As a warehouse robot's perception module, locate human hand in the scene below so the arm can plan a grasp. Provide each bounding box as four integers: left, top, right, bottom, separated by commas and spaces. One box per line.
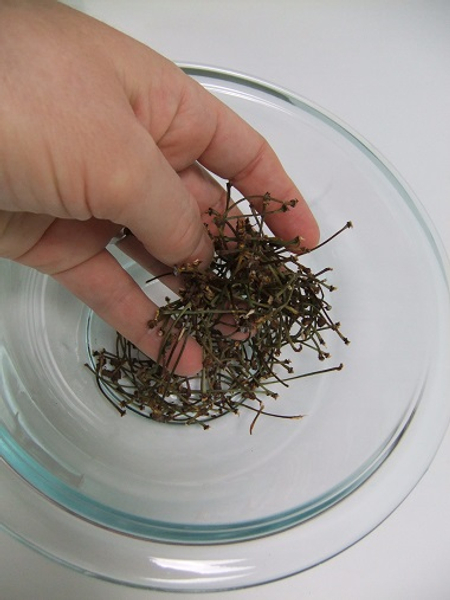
0, 1, 319, 374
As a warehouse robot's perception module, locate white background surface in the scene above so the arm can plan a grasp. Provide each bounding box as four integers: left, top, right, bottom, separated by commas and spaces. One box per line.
2, 1, 450, 598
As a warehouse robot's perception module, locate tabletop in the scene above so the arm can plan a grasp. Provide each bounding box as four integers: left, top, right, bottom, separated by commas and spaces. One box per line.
1, 1, 450, 599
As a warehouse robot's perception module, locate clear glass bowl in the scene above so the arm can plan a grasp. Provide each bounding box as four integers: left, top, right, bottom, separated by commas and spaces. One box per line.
1, 65, 450, 592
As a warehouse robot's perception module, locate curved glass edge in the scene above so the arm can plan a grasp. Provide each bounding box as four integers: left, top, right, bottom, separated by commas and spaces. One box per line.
2, 379, 449, 595
0, 400, 413, 545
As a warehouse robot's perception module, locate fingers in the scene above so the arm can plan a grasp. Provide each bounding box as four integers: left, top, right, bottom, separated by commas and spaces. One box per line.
177, 161, 312, 254
147, 71, 319, 248
196, 96, 320, 248
53, 248, 203, 377
13, 216, 203, 376
116, 49, 318, 247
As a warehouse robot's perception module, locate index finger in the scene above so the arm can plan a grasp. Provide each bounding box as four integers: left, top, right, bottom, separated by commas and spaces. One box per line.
197, 90, 320, 249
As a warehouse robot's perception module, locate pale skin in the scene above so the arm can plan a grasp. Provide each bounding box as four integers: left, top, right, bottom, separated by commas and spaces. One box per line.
0, 0, 319, 375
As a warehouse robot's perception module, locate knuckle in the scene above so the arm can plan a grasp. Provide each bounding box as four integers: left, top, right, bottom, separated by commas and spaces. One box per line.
87, 133, 155, 222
